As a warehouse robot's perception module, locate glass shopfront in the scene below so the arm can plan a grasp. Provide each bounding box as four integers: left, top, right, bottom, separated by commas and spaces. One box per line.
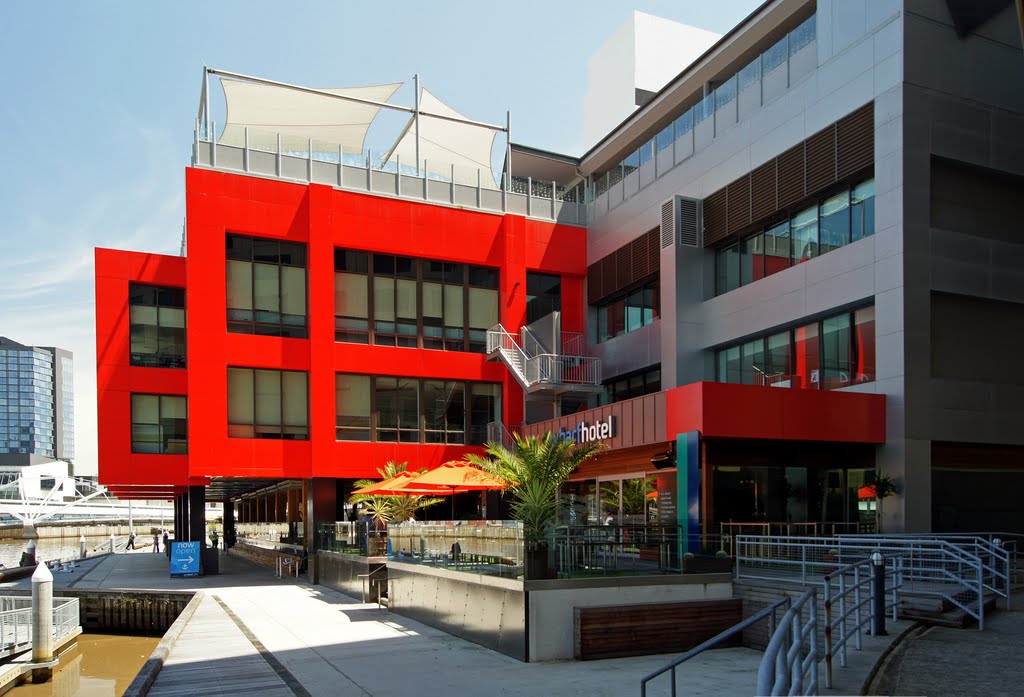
561, 474, 656, 525
713, 465, 874, 533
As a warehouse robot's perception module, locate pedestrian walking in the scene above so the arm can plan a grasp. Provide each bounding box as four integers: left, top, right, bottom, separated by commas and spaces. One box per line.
163, 530, 170, 558
152, 530, 160, 553
126, 530, 136, 550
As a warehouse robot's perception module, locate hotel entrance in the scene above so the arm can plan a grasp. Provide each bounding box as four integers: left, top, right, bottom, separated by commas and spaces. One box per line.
705, 439, 876, 538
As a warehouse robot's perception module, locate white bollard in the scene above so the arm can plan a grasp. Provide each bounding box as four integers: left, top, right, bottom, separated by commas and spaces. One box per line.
31, 562, 54, 682
25, 539, 37, 567
110, 534, 116, 554
80, 535, 87, 560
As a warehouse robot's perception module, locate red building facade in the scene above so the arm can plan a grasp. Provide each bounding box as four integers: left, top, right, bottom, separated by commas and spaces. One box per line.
95, 167, 587, 504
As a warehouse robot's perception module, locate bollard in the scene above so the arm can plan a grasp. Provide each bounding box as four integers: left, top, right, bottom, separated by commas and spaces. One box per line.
80, 535, 87, 560
22, 539, 37, 568
31, 562, 54, 682
871, 551, 887, 636
110, 533, 116, 554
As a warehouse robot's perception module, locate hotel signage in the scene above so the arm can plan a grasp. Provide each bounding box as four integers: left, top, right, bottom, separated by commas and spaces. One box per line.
557, 415, 615, 444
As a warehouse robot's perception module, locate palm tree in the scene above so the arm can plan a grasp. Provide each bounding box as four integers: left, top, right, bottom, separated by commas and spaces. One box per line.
467, 433, 602, 553
349, 461, 442, 526
868, 472, 898, 533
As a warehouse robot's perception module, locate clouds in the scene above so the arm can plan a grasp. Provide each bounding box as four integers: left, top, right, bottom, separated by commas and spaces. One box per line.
0, 110, 185, 475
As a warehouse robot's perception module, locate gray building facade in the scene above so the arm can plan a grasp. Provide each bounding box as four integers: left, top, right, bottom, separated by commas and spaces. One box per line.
0, 336, 75, 468
576, 0, 1024, 533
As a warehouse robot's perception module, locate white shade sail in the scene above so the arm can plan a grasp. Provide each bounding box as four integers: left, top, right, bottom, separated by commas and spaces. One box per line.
218, 79, 404, 154
385, 89, 499, 187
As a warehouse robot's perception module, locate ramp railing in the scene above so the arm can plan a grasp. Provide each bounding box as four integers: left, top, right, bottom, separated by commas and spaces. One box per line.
736, 535, 987, 629
757, 588, 819, 696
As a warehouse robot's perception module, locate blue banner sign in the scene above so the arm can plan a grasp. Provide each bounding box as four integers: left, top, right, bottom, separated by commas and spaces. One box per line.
170, 541, 202, 578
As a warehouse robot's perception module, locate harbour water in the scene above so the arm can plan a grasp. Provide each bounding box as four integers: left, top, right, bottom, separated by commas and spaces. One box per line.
0, 536, 140, 569
7, 634, 160, 697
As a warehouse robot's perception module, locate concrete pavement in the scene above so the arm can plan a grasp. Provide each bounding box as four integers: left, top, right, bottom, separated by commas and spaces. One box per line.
867, 602, 1024, 697
6, 550, 908, 696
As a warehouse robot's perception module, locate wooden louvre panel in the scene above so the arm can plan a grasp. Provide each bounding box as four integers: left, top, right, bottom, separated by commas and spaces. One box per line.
837, 102, 874, 179
586, 229, 661, 305
775, 143, 805, 209
587, 255, 606, 304
749, 160, 777, 221
804, 125, 837, 193
726, 175, 751, 234
702, 188, 729, 245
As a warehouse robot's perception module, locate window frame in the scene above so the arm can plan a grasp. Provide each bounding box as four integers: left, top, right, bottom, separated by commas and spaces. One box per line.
226, 234, 309, 338
130, 393, 187, 454
227, 367, 309, 440
129, 283, 186, 369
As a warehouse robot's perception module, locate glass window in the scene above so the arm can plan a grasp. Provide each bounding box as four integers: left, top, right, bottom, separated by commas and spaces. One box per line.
764, 221, 791, 277
336, 374, 370, 441
129, 284, 186, 368
766, 331, 792, 387
717, 244, 740, 294
470, 383, 501, 444
376, 377, 419, 443
526, 272, 561, 324
424, 380, 465, 444
594, 278, 659, 343
131, 394, 186, 454
821, 314, 852, 390
853, 306, 876, 384
625, 289, 644, 332
793, 322, 820, 390
791, 206, 818, 264
819, 191, 850, 254
226, 234, 307, 338
851, 179, 875, 241
741, 233, 764, 286
742, 339, 765, 385
227, 367, 308, 439
719, 345, 741, 384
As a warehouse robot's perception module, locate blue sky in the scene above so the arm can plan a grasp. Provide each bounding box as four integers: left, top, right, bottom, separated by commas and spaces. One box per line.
0, 1, 760, 474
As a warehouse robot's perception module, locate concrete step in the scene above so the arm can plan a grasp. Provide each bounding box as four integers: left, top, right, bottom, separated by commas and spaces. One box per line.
899, 592, 998, 629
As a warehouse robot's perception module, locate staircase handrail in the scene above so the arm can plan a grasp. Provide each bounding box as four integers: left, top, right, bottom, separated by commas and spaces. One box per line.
640, 595, 793, 697
757, 587, 818, 696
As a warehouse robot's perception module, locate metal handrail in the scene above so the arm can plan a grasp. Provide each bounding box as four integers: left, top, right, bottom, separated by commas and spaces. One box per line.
487, 324, 600, 389
736, 534, 988, 630
640, 596, 791, 697
757, 588, 818, 696
358, 565, 388, 608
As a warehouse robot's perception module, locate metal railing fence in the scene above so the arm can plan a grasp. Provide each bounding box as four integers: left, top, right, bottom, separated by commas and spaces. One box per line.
550, 526, 727, 578
486, 324, 601, 390
821, 558, 900, 688
839, 533, 1012, 609
317, 522, 387, 557
641, 596, 792, 697
736, 534, 988, 630
0, 597, 80, 655
757, 588, 819, 696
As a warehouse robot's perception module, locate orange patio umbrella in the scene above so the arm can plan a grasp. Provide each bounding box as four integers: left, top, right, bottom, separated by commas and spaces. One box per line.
403, 461, 510, 518
351, 472, 425, 496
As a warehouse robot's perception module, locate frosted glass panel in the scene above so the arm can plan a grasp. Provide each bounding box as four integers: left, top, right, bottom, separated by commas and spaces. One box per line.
131, 394, 159, 423
281, 371, 307, 426
253, 264, 280, 312
226, 260, 253, 310
335, 273, 368, 317
227, 368, 254, 423
280, 266, 306, 316
253, 370, 281, 425
468, 288, 498, 329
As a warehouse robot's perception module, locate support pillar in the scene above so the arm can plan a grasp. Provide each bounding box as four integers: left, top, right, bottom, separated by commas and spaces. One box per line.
304, 478, 336, 583
224, 501, 236, 548
188, 486, 206, 545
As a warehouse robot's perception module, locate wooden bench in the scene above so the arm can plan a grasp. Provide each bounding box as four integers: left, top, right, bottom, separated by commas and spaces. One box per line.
574, 598, 743, 660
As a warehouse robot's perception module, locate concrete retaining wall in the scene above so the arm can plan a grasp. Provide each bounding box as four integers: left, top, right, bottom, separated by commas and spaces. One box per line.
734, 579, 826, 651
316, 552, 386, 601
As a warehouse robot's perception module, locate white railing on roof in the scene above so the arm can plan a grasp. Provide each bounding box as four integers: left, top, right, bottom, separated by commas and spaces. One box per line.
192, 128, 587, 227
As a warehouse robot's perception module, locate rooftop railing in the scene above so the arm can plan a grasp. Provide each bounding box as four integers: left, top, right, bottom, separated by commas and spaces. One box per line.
193, 128, 587, 226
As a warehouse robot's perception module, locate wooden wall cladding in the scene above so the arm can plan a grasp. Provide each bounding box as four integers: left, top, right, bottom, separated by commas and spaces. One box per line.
587, 228, 660, 304
702, 102, 874, 247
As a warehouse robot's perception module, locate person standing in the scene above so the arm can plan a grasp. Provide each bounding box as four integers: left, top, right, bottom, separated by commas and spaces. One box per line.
152, 530, 160, 553
126, 530, 136, 550
163, 530, 171, 558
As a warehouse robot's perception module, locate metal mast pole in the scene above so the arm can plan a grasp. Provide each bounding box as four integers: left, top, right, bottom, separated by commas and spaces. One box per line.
506, 110, 512, 190
204, 67, 212, 141
414, 73, 421, 176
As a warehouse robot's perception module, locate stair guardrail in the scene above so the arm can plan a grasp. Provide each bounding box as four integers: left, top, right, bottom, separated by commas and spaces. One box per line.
757, 588, 819, 696
736, 534, 988, 630
486, 324, 600, 390
640, 595, 792, 697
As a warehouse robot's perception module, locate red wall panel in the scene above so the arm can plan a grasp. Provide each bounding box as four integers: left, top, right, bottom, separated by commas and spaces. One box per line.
96, 168, 587, 491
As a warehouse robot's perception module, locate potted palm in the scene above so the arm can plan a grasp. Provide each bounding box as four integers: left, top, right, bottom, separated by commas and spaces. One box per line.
868, 472, 898, 534
468, 432, 601, 580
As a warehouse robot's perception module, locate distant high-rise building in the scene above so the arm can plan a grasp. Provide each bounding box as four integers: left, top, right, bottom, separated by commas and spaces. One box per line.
0, 336, 74, 468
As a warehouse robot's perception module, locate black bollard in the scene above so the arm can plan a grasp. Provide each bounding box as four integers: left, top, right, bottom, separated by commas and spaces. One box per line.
871, 551, 887, 636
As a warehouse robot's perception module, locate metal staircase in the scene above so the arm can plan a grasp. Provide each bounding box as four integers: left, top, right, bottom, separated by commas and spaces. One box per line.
485, 324, 602, 394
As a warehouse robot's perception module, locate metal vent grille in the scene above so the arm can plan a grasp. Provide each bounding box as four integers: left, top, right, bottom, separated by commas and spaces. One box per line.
661, 199, 675, 248
679, 198, 701, 248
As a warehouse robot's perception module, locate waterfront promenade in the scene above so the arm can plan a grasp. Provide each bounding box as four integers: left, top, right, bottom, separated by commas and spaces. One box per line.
3, 550, 904, 696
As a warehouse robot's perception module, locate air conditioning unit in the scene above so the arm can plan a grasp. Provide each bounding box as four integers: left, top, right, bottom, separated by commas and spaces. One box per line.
660, 195, 703, 249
